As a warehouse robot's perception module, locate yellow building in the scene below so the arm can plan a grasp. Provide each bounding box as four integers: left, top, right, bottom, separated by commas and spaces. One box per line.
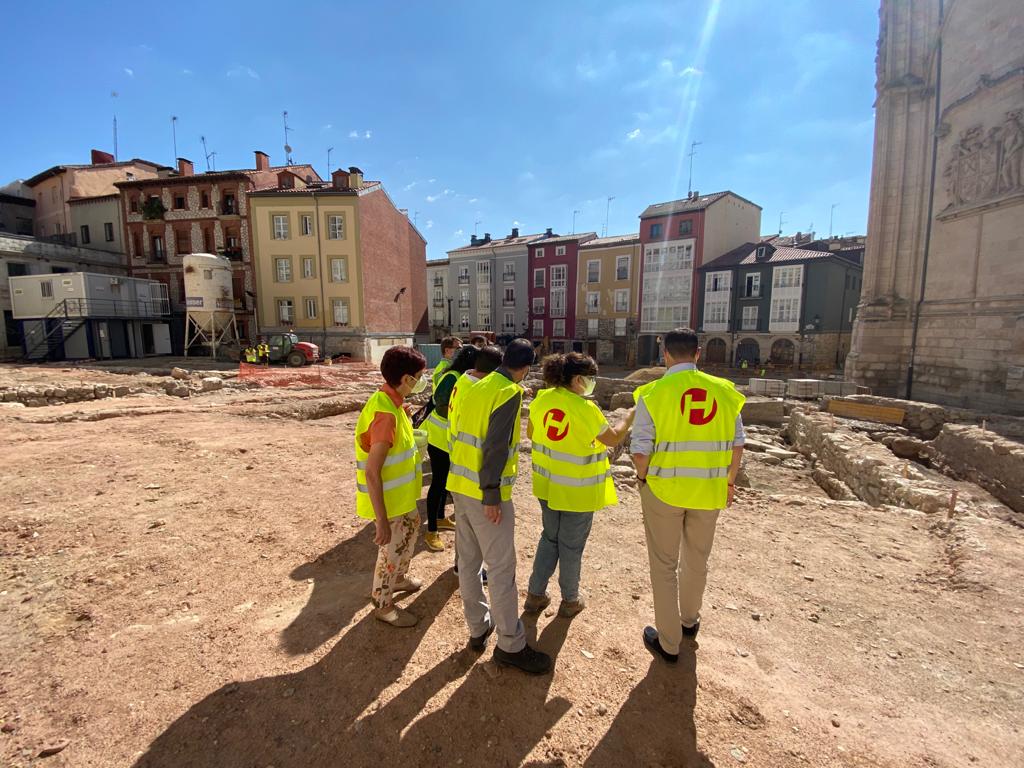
249, 167, 427, 361
575, 233, 642, 365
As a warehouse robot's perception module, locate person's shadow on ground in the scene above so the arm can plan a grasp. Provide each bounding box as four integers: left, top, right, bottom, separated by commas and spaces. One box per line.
584, 645, 714, 767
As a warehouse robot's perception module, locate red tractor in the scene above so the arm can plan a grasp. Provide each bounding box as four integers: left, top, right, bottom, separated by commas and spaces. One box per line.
267, 332, 319, 367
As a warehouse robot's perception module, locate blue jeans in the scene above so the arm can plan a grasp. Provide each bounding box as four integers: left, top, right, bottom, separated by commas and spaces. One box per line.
527, 500, 594, 602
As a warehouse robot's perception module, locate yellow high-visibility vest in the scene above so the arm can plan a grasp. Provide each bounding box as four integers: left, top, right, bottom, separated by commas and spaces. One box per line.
530, 387, 616, 512
354, 390, 423, 519
424, 369, 459, 451
446, 372, 479, 452
639, 369, 745, 510
432, 358, 452, 393
446, 371, 521, 502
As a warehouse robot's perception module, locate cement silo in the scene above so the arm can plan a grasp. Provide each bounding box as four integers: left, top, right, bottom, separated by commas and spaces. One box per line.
183, 253, 240, 359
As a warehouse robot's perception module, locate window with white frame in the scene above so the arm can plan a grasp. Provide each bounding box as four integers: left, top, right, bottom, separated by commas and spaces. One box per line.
458, 265, 470, 283
533, 268, 545, 288
708, 270, 731, 292
502, 262, 515, 282
616, 255, 630, 280
459, 288, 470, 307
503, 287, 515, 305
773, 265, 802, 288
532, 297, 545, 315
533, 319, 544, 336
742, 272, 761, 297
503, 311, 515, 330
586, 291, 600, 313
586, 259, 600, 283
771, 297, 800, 323
550, 289, 566, 317
741, 305, 758, 330
302, 257, 315, 279
535, 247, 545, 259
328, 215, 344, 240
614, 318, 627, 336
477, 287, 491, 308
331, 258, 347, 282
553, 319, 566, 337
550, 264, 567, 288
555, 245, 566, 256
273, 214, 289, 240
433, 287, 443, 304
40, 280, 53, 298
705, 301, 729, 325
332, 298, 350, 326
477, 261, 490, 283
587, 318, 599, 336
477, 312, 491, 330
301, 215, 313, 236
460, 313, 470, 330
275, 258, 292, 282
304, 297, 318, 319
614, 289, 629, 312
277, 298, 294, 323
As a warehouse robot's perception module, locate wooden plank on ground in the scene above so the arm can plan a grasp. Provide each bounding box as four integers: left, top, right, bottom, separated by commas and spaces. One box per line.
827, 399, 905, 425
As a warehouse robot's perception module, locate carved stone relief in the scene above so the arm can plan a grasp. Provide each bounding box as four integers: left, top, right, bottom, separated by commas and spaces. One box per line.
941, 109, 1024, 213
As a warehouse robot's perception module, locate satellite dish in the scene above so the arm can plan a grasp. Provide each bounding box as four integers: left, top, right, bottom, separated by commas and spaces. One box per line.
284, 144, 293, 154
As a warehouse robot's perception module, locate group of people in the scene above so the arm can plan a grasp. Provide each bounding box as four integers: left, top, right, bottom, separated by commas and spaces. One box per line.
243, 339, 270, 365
354, 328, 745, 675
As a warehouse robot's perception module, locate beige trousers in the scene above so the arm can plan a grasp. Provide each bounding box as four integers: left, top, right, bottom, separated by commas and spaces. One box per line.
370, 509, 419, 611
640, 483, 720, 655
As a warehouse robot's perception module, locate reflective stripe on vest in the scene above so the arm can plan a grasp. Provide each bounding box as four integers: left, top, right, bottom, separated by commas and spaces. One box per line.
426, 369, 460, 451
452, 431, 483, 448
449, 464, 516, 486
531, 464, 612, 487
533, 443, 606, 465
356, 469, 421, 493
653, 440, 735, 453
646, 465, 730, 479
356, 446, 417, 470
354, 390, 422, 519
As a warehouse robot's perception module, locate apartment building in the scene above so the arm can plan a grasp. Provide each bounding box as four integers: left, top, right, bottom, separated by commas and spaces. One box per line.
637, 191, 761, 364
68, 194, 124, 255
249, 167, 426, 362
25, 150, 164, 242
446, 229, 537, 339
116, 152, 321, 344
526, 230, 595, 353
0, 192, 34, 236
574, 233, 642, 365
426, 258, 451, 339
697, 241, 863, 369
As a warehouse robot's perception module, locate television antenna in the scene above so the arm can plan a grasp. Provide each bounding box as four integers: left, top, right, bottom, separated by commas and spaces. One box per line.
200, 136, 215, 171
778, 211, 786, 236
687, 141, 702, 196
111, 91, 119, 161
327, 146, 334, 177
474, 219, 482, 236
572, 209, 581, 234
171, 116, 178, 163
829, 203, 839, 238
603, 196, 615, 237
283, 111, 294, 164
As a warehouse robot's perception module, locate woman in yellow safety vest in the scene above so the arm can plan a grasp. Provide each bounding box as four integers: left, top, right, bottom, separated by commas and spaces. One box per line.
524, 352, 635, 618
422, 344, 478, 552
354, 345, 428, 628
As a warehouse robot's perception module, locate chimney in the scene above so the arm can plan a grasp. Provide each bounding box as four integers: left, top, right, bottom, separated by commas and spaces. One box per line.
483, 232, 492, 244
511, 227, 519, 238
348, 166, 364, 189
332, 168, 350, 189
91, 149, 115, 165
177, 157, 194, 177
545, 227, 553, 237
254, 151, 270, 171
470, 234, 480, 246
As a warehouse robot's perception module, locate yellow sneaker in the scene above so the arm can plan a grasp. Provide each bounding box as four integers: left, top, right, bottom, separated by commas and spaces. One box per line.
436, 519, 456, 532
423, 532, 445, 552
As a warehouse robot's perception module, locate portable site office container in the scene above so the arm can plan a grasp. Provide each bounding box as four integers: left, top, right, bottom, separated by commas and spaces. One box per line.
9, 272, 172, 360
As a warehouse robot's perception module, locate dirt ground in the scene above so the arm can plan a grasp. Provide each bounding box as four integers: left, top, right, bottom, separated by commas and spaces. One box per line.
1, 366, 1022, 767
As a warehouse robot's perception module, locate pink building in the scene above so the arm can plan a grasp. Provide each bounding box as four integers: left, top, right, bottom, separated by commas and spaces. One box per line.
527, 229, 596, 353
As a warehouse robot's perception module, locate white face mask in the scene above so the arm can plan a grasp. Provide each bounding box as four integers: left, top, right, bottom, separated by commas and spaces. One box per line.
581, 376, 597, 397
409, 375, 427, 395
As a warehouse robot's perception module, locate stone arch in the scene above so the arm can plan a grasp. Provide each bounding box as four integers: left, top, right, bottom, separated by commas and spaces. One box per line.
736, 338, 760, 365
705, 337, 727, 364
770, 338, 796, 366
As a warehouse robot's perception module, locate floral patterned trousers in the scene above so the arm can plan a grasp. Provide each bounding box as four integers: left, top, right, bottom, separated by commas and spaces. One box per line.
370, 509, 419, 611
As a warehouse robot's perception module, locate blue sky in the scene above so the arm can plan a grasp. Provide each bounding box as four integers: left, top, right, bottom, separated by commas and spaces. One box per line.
2, 0, 878, 260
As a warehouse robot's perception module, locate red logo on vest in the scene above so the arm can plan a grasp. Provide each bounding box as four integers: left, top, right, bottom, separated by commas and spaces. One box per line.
680, 388, 718, 426
543, 408, 570, 441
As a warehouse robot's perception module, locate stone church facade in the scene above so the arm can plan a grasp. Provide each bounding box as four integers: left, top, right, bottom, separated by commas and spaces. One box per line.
846, 0, 1024, 415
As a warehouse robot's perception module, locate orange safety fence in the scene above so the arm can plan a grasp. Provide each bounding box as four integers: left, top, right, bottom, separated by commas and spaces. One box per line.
238, 361, 380, 388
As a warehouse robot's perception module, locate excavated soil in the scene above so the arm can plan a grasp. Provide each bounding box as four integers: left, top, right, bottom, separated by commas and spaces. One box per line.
1, 364, 1022, 768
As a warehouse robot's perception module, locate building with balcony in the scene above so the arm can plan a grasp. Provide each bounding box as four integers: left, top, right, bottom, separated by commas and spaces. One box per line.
116, 152, 321, 344
637, 190, 761, 364
25, 150, 165, 242
527, 230, 596, 353
10, 271, 170, 360
574, 233, 642, 365
426, 258, 451, 340
446, 228, 539, 339
696, 240, 862, 370
249, 167, 426, 362
1, 233, 128, 359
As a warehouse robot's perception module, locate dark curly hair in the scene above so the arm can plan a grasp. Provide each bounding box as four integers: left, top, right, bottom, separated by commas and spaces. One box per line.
380, 346, 427, 387
449, 345, 478, 375
542, 352, 598, 388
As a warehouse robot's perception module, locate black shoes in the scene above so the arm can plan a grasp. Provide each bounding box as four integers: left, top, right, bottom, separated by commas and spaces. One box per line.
493, 644, 553, 675
643, 626, 679, 664
469, 623, 494, 652
682, 621, 700, 638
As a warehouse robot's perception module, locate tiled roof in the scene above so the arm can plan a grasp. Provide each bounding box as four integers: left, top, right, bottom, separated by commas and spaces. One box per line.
25, 158, 168, 187
426, 258, 450, 266
0, 193, 34, 206
248, 180, 381, 195
114, 164, 323, 190
580, 233, 640, 248
529, 232, 597, 246
640, 191, 760, 219
448, 233, 546, 254
67, 193, 120, 204
699, 242, 862, 270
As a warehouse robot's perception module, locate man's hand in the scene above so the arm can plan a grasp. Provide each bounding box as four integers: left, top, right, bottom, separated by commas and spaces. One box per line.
484, 504, 502, 525
374, 518, 392, 547
727, 484, 736, 507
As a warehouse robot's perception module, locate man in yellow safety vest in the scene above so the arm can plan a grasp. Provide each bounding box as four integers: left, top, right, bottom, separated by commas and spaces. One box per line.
632, 328, 746, 663
446, 339, 552, 674
432, 336, 463, 392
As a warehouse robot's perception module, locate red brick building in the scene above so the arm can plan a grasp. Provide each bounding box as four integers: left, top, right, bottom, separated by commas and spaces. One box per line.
527, 230, 596, 353
115, 151, 320, 346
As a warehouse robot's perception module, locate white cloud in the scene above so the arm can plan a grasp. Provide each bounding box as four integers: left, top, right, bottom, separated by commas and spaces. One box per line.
348, 129, 372, 140
576, 51, 618, 81
348, 130, 359, 138
428, 178, 436, 183
364, 130, 372, 139
426, 194, 441, 203
403, 181, 418, 191
658, 59, 674, 75
226, 64, 260, 80
321, 123, 333, 132
468, 197, 478, 204
680, 66, 703, 77
426, 220, 434, 229
123, 67, 134, 77
512, 220, 520, 226
626, 128, 642, 141
442, 188, 452, 195
453, 229, 464, 238
181, 68, 193, 75
519, 171, 535, 182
